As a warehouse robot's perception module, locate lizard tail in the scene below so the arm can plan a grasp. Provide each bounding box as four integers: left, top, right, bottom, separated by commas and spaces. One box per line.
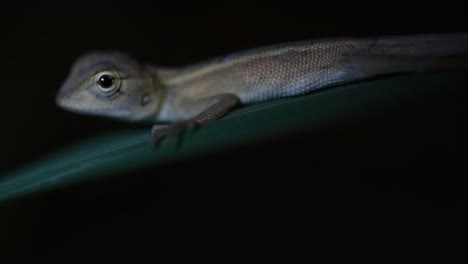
372, 32, 468, 56
346, 32, 468, 77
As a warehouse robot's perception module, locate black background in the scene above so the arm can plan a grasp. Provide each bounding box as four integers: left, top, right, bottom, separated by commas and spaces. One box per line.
1, 1, 468, 261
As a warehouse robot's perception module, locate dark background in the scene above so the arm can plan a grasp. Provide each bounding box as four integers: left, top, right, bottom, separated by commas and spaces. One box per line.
1, 1, 468, 261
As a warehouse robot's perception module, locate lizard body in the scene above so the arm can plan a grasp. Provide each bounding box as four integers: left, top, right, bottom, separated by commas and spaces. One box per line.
56, 32, 468, 143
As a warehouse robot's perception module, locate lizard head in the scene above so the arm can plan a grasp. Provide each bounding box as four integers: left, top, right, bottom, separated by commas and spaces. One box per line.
56, 51, 164, 122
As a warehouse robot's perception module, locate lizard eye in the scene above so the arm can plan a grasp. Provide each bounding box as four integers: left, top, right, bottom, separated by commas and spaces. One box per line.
96, 72, 118, 93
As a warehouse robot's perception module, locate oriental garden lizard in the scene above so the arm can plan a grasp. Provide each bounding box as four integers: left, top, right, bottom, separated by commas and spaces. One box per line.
56, 32, 468, 144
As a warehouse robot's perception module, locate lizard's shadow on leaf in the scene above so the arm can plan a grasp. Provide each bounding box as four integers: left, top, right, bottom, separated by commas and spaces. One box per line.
175, 125, 202, 147
150, 131, 189, 149
176, 131, 185, 147
175, 127, 201, 147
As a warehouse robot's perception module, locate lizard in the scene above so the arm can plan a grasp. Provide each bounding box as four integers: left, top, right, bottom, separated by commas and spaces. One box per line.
56, 32, 468, 144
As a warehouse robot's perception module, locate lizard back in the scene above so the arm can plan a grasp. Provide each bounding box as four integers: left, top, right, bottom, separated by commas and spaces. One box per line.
165, 32, 468, 103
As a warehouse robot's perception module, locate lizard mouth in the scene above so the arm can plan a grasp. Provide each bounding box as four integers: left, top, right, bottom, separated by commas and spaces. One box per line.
55, 90, 82, 112
55, 92, 71, 110
55, 94, 140, 121
55, 96, 91, 115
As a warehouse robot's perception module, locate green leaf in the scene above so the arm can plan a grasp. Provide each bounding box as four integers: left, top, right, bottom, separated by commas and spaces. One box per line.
1, 72, 467, 203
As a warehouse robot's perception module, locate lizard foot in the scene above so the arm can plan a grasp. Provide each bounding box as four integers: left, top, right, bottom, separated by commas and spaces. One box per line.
150, 120, 199, 145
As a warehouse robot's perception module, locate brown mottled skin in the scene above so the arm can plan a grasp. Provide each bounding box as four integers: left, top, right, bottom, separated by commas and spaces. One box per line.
56, 32, 468, 144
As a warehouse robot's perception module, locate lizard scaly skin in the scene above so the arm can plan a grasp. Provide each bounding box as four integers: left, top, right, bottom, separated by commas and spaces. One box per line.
56, 32, 468, 143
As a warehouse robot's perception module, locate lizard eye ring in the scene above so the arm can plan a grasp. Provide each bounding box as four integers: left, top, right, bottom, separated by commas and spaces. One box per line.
95, 71, 119, 93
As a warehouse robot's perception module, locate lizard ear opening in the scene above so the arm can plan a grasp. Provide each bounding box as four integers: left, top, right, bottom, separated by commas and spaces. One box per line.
140, 92, 150, 106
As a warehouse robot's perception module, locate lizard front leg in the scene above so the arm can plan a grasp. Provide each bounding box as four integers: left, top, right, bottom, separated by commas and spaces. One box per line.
151, 93, 240, 144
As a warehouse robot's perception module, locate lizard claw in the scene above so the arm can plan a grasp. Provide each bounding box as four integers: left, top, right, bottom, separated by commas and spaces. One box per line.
150, 120, 200, 145
150, 124, 169, 145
